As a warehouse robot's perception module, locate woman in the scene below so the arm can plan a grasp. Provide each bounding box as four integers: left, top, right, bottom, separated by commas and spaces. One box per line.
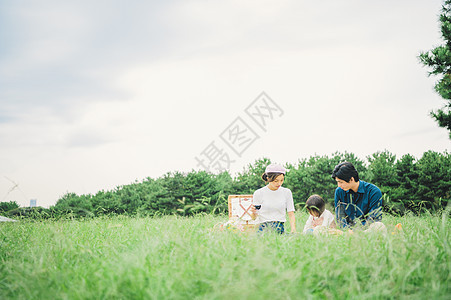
251, 163, 296, 234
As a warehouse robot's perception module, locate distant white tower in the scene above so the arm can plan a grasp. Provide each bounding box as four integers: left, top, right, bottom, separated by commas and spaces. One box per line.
30, 199, 37, 207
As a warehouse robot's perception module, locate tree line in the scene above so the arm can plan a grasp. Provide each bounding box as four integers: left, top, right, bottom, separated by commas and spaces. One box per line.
1, 150, 449, 219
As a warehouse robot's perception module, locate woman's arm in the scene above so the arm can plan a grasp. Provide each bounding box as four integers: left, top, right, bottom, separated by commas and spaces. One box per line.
288, 211, 296, 233
250, 205, 258, 220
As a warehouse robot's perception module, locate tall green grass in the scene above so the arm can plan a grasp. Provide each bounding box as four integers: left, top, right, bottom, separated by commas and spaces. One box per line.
0, 212, 449, 299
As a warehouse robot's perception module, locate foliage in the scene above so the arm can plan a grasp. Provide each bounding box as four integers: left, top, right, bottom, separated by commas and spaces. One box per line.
367, 150, 398, 194
0, 201, 19, 214
6, 207, 58, 219
419, 0, 451, 138
415, 151, 451, 206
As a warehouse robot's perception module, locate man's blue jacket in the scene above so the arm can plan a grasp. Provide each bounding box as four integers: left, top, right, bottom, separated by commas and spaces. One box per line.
334, 180, 383, 228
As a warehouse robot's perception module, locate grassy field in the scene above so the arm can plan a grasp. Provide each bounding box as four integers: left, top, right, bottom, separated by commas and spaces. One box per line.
0, 212, 449, 300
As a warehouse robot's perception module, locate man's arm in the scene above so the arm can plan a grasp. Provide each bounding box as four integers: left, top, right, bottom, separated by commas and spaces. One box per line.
335, 188, 348, 228
365, 187, 383, 224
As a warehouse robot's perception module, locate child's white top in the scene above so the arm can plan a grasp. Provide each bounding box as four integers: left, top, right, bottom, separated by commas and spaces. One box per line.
302, 209, 335, 233
253, 186, 295, 223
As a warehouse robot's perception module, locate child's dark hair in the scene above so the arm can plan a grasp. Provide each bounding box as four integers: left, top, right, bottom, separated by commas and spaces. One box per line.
331, 161, 360, 182
305, 194, 326, 216
261, 172, 284, 182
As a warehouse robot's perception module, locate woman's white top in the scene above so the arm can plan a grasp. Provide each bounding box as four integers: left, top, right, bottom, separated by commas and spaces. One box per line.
253, 186, 295, 223
302, 209, 335, 234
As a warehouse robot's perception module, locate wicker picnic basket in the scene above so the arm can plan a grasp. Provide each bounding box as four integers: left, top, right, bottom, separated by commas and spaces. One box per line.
227, 195, 258, 232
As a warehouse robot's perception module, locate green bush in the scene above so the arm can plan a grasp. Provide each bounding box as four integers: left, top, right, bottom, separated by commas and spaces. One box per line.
0, 201, 20, 214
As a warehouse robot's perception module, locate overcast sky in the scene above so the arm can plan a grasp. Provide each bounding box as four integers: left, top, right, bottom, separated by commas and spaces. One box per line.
1, 0, 449, 208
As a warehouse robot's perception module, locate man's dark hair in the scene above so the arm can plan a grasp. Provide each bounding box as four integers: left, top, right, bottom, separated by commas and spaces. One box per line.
331, 162, 359, 182
305, 194, 326, 215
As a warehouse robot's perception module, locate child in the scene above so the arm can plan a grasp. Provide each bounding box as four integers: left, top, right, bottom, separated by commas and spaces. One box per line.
303, 194, 336, 234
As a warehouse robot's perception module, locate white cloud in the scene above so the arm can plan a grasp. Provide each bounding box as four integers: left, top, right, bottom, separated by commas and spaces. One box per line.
0, 0, 448, 208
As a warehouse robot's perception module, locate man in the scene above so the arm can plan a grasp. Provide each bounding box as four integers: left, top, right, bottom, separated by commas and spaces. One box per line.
331, 162, 383, 228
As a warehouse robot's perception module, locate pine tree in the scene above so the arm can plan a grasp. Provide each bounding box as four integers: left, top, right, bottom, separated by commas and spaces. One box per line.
419, 0, 451, 138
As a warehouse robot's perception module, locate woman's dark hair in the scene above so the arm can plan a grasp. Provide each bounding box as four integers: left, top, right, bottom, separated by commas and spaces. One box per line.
261, 172, 284, 182
331, 162, 359, 182
305, 194, 326, 215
